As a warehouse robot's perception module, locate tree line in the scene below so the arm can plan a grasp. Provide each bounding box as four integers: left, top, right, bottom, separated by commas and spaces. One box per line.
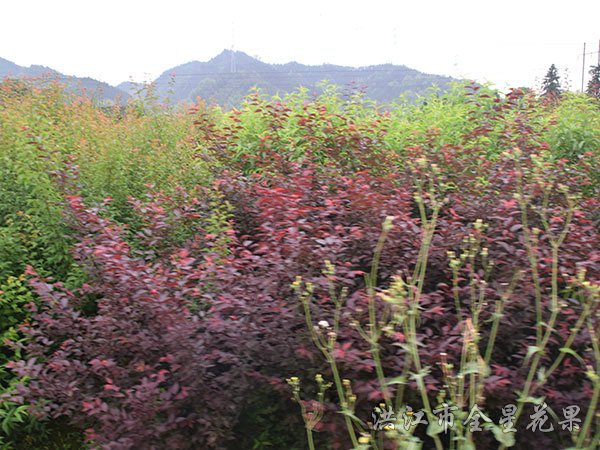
542, 63, 600, 100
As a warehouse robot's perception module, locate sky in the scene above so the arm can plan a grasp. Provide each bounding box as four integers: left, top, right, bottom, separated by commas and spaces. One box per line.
2, 0, 600, 92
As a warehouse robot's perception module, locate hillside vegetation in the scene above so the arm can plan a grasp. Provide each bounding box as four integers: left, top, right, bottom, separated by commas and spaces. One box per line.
2, 50, 457, 109
0, 76, 599, 449
122, 49, 456, 106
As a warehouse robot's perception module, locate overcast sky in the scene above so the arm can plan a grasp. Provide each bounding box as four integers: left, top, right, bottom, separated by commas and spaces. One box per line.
2, 0, 599, 92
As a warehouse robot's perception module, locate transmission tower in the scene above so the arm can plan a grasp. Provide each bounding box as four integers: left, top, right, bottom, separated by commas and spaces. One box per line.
230, 16, 236, 74
230, 45, 236, 73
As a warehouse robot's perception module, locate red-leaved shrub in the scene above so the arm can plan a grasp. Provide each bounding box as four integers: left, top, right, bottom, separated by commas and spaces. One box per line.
5, 88, 600, 449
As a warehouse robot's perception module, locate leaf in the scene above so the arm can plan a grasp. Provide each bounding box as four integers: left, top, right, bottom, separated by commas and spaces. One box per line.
524, 346, 543, 366
386, 376, 407, 385
488, 424, 515, 447
336, 409, 365, 426
459, 441, 476, 450
517, 395, 545, 405
460, 361, 484, 376
558, 347, 586, 366
426, 418, 444, 437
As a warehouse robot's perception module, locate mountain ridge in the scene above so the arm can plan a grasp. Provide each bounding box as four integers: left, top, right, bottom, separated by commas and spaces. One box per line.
140, 50, 457, 106
2, 51, 458, 107
0, 57, 129, 104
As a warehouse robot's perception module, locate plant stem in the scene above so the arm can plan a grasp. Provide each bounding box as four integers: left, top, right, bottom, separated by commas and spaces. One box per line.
576, 321, 600, 449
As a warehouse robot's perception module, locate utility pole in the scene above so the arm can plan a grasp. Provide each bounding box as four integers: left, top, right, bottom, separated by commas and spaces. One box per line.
582, 42, 586, 92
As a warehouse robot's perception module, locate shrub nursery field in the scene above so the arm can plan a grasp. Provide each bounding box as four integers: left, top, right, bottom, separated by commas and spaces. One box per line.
0, 76, 599, 449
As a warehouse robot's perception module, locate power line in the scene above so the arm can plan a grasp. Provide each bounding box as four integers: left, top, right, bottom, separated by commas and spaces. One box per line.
147, 67, 425, 78
581, 40, 600, 92
582, 43, 586, 92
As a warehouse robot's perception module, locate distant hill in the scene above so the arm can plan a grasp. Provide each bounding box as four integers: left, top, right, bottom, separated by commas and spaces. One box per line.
0, 57, 129, 104
1, 52, 458, 109
131, 50, 457, 107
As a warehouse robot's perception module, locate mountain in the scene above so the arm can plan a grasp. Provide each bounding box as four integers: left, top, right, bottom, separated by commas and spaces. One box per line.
136, 50, 457, 107
0, 57, 128, 104
1, 52, 457, 108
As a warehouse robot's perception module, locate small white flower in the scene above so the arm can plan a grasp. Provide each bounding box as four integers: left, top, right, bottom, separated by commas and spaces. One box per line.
318, 320, 330, 329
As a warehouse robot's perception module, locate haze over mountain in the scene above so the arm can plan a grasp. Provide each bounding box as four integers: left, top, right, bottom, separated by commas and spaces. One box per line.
2, 51, 457, 108
124, 50, 456, 106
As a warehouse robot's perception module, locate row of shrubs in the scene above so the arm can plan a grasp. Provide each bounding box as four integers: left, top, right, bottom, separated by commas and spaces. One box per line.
0, 76, 599, 449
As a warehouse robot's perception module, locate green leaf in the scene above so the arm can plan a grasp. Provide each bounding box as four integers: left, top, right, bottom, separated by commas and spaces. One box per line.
387, 376, 407, 385
336, 409, 365, 426
524, 345, 543, 366
517, 395, 545, 405
402, 441, 422, 450
558, 347, 586, 366
459, 361, 484, 376
489, 424, 515, 447
426, 419, 444, 437
458, 440, 476, 450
